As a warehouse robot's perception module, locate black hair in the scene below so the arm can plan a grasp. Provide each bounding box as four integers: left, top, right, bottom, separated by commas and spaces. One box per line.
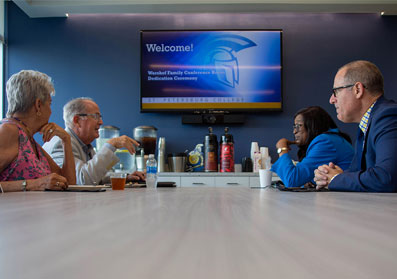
294, 106, 352, 161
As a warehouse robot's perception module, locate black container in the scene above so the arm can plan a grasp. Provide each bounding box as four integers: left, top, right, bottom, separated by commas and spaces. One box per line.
241, 157, 253, 172
220, 127, 234, 172
204, 127, 218, 172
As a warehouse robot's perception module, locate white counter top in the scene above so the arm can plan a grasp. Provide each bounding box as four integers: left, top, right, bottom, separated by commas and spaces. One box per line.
158, 171, 260, 177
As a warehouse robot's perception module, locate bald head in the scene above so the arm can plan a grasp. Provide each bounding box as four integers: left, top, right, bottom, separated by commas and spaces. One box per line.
330, 60, 385, 123
339, 60, 384, 97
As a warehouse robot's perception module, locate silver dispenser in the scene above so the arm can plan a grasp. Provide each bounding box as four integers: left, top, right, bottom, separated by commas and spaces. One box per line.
157, 137, 166, 172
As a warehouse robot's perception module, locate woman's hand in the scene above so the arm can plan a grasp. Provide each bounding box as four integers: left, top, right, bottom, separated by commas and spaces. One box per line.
276, 138, 296, 150
40, 123, 76, 186
276, 138, 297, 157
28, 173, 68, 191
40, 123, 71, 143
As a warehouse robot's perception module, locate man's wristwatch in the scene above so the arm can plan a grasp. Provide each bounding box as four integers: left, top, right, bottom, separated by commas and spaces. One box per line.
277, 147, 289, 154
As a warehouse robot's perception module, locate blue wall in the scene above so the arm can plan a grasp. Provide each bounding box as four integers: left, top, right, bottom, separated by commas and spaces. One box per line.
5, 2, 397, 162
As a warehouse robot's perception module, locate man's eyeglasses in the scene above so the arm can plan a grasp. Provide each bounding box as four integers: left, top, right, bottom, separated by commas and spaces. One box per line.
293, 123, 303, 132
332, 84, 355, 98
77, 113, 103, 121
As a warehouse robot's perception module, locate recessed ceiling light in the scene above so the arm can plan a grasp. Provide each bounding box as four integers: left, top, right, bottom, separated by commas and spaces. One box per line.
65, 13, 69, 17
380, 11, 385, 16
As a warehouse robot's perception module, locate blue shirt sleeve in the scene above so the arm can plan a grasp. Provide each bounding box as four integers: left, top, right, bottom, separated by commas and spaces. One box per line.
271, 135, 338, 187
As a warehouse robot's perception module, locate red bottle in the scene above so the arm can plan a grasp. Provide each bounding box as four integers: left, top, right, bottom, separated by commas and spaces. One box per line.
220, 127, 234, 172
204, 127, 218, 172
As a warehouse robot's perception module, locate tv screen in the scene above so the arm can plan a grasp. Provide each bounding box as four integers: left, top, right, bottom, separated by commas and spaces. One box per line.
140, 30, 283, 113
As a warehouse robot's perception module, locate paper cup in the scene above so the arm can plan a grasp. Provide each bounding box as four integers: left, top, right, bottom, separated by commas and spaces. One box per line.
259, 169, 272, 188
260, 147, 269, 158
250, 142, 259, 161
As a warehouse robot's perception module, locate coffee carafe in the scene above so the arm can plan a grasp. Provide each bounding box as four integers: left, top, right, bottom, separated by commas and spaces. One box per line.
133, 126, 157, 155
204, 127, 218, 172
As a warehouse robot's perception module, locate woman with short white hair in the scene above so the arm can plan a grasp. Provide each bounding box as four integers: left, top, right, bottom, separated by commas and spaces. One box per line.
0, 70, 76, 192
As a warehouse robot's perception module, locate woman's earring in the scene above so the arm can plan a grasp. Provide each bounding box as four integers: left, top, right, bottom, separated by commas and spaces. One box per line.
37, 111, 41, 117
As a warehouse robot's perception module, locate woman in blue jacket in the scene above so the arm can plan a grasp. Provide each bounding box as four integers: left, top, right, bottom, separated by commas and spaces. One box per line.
271, 106, 354, 187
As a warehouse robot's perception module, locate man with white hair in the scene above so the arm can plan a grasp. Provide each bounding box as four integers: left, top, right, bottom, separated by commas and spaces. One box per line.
43, 97, 145, 185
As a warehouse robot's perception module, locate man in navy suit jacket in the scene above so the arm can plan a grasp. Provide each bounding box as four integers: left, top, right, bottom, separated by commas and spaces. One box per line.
314, 60, 397, 192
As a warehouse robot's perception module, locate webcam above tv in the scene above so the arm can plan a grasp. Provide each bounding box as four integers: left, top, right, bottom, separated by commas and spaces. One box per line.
140, 29, 283, 120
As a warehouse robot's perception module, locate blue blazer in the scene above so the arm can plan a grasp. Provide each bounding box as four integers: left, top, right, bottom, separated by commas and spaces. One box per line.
330, 96, 397, 192
271, 129, 354, 187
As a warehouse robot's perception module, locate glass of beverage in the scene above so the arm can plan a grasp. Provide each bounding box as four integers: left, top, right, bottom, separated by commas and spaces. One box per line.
110, 173, 127, 190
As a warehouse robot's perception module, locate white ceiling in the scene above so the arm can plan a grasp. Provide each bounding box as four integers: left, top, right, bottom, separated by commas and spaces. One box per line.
13, 0, 397, 17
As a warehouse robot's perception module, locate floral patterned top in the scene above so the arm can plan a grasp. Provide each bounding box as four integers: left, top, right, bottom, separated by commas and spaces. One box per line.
0, 119, 51, 181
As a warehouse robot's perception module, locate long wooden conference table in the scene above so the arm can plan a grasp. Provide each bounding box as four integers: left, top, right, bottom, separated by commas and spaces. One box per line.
1, 187, 396, 279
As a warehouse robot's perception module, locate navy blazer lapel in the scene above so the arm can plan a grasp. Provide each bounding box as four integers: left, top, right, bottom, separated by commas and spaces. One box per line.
356, 128, 364, 170
361, 123, 370, 169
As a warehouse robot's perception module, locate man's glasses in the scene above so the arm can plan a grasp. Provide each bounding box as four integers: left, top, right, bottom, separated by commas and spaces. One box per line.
332, 84, 355, 98
77, 113, 103, 121
293, 123, 303, 132
332, 83, 367, 98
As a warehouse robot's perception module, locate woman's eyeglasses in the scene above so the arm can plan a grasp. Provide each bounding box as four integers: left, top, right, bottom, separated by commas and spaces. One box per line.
293, 123, 303, 132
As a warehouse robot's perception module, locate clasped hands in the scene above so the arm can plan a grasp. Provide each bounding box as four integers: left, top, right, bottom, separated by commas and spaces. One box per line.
314, 162, 343, 190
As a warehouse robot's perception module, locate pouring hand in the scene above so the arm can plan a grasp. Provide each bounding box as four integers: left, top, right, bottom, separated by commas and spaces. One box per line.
107, 136, 140, 154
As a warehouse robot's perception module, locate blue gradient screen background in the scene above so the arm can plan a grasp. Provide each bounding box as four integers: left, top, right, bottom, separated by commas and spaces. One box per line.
141, 30, 282, 111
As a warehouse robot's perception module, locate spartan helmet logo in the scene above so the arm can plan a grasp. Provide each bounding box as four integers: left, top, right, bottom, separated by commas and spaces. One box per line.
207, 35, 257, 88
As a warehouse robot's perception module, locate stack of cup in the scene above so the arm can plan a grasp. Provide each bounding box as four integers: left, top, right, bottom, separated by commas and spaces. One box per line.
253, 151, 262, 173
250, 142, 259, 164
259, 146, 272, 187
250, 143, 273, 186
260, 147, 271, 169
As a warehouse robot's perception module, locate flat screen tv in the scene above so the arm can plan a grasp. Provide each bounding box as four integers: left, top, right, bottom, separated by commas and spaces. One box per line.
140, 29, 283, 113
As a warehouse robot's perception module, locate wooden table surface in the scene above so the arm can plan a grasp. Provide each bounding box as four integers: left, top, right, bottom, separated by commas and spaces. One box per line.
1, 187, 396, 279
